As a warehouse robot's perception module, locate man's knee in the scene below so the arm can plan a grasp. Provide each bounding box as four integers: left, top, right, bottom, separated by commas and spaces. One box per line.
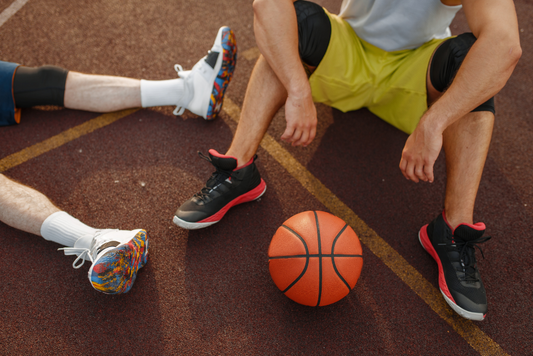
430, 33, 495, 114
294, 0, 331, 67
13, 65, 69, 108
470, 111, 495, 127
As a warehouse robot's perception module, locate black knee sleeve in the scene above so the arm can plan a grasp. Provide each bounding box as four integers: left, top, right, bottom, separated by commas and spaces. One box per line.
13, 65, 69, 108
430, 33, 495, 114
294, 0, 331, 68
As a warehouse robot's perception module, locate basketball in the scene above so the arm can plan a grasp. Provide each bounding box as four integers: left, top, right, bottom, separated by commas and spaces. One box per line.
268, 211, 363, 306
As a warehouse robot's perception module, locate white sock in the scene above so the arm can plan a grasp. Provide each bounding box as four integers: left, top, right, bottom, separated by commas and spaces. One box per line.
140, 78, 189, 108
40, 211, 97, 247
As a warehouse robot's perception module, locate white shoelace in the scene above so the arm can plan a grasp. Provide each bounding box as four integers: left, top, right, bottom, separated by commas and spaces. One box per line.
58, 246, 94, 269
173, 64, 189, 115
58, 229, 119, 269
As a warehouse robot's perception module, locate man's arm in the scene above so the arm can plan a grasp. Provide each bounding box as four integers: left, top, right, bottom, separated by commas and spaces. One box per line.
253, 0, 317, 146
399, 0, 522, 183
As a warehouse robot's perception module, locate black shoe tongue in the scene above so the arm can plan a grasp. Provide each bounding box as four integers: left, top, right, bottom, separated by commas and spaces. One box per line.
209, 151, 237, 171
204, 51, 220, 69
454, 224, 485, 241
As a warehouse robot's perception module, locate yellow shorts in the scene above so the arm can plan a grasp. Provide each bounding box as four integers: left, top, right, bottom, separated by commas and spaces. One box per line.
309, 9, 448, 134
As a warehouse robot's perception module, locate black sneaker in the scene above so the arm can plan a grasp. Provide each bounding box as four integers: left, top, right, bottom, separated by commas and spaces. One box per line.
173, 149, 267, 229
418, 212, 491, 321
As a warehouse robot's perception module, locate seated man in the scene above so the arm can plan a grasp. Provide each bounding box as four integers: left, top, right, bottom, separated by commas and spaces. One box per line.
0, 26, 237, 294
173, 0, 521, 321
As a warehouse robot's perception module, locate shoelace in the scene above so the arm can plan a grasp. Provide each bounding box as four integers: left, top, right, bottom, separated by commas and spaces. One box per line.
194, 152, 232, 201
450, 234, 492, 282
173, 64, 187, 116
173, 50, 214, 116
58, 245, 95, 269
58, 230, 120, 269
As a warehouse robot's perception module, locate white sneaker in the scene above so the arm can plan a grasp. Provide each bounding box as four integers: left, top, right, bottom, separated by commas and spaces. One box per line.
59, 229, 149, 294
174, 26, 237, 120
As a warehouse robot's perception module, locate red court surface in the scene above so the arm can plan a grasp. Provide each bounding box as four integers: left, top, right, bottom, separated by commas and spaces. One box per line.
0, 0, 532, 355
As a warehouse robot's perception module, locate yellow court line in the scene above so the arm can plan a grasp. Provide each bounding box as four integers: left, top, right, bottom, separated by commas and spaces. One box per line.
0, 109, 138, 172
222, 98, 508, 356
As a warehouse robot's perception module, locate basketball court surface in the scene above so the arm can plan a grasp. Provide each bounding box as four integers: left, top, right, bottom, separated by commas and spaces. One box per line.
1, 0, 532, 354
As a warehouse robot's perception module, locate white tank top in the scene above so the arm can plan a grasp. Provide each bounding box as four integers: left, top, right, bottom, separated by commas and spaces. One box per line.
339, 0, 462, 52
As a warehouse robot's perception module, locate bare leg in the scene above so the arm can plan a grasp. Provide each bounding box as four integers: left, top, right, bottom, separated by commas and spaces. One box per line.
0, 174, 60, 236
225, 55, 288, 165
426, 52, 494, 229
442, 111, 494, 228
64, 72, 141, 112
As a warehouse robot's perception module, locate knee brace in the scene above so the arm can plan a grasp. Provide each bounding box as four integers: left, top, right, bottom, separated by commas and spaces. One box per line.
430, 33, 495, 114
13, 65, 69, 108
294, 0, 331, 68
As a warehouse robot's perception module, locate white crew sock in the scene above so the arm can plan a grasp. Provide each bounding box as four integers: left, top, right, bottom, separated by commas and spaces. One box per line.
140, 78, 189, 108
40, 211, 97, 247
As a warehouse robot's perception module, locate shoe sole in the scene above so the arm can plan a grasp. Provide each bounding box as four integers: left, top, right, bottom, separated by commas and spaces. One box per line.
173, 179, 266, 230
418, 227, 485, 321
205, 26, 237, 121
88, 229, 149, 294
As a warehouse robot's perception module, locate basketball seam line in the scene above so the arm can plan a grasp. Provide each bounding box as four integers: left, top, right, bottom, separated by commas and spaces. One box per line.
314, 211, 322, 307
331, 223, 353, 291
280, 225, 310, 294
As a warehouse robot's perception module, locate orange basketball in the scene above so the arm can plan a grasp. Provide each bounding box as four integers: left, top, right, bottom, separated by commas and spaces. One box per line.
268, 211, 363, 306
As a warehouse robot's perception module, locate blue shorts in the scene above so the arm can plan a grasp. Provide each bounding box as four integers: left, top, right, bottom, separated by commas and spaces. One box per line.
0, 60, 21, 126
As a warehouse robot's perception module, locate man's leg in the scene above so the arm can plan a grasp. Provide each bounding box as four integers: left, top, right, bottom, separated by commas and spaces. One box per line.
0, 173, 60, 235
442, 111, 494, 228
418, 34, 494, 321
64, 72, 141, 112
0, 173, 148, 294
225, 55, 288, 165
426, 33, 495, 228
226, 0, 328, 164
172, 55, 283, 229
12, 26, 237, 120
173, 0, 331, 229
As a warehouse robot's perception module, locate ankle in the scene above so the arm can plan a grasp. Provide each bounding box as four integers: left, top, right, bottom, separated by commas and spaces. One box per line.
225, 150, 253, 168
140, 78, 190, 108
41, 211, 97, 247
443, 210, 473, 231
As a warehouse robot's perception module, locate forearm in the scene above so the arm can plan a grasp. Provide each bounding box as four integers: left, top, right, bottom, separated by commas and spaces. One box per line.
421, 0, 521, 134
253, 0, 311, 99
422, 34, 521, 133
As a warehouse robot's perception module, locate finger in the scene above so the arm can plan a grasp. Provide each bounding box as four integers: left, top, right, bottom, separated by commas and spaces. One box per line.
415, 164, 428, 182
405, 160, 419, 183
424, 161, 435, 183
281, 125, 295, 142
399, 156, 410, 180
303, 126, 317, 147
294, 128, 310, 147
290, 129, 303, 145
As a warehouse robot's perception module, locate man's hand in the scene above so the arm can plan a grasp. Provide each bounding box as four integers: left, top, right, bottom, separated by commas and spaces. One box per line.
399, 121, 443, 183
281, 92, 317, 147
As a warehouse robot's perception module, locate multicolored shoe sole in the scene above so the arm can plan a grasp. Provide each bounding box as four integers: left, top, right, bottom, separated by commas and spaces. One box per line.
205, 26, 237, 121
89, 229, 149, 294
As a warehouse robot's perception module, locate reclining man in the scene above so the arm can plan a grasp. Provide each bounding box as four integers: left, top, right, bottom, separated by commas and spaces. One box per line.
173, 0, 521, 321
0, 27, 236, 294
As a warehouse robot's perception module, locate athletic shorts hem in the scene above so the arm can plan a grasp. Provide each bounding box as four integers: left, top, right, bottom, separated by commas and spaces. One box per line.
0, 61, 21, 126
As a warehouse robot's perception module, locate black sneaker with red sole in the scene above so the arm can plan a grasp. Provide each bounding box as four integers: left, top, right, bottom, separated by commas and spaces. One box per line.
418, 212, 491, 321
173, 149, 267, 230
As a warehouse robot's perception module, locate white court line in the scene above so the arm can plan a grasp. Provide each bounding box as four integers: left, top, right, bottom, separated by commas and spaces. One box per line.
0, 0, 29, 27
